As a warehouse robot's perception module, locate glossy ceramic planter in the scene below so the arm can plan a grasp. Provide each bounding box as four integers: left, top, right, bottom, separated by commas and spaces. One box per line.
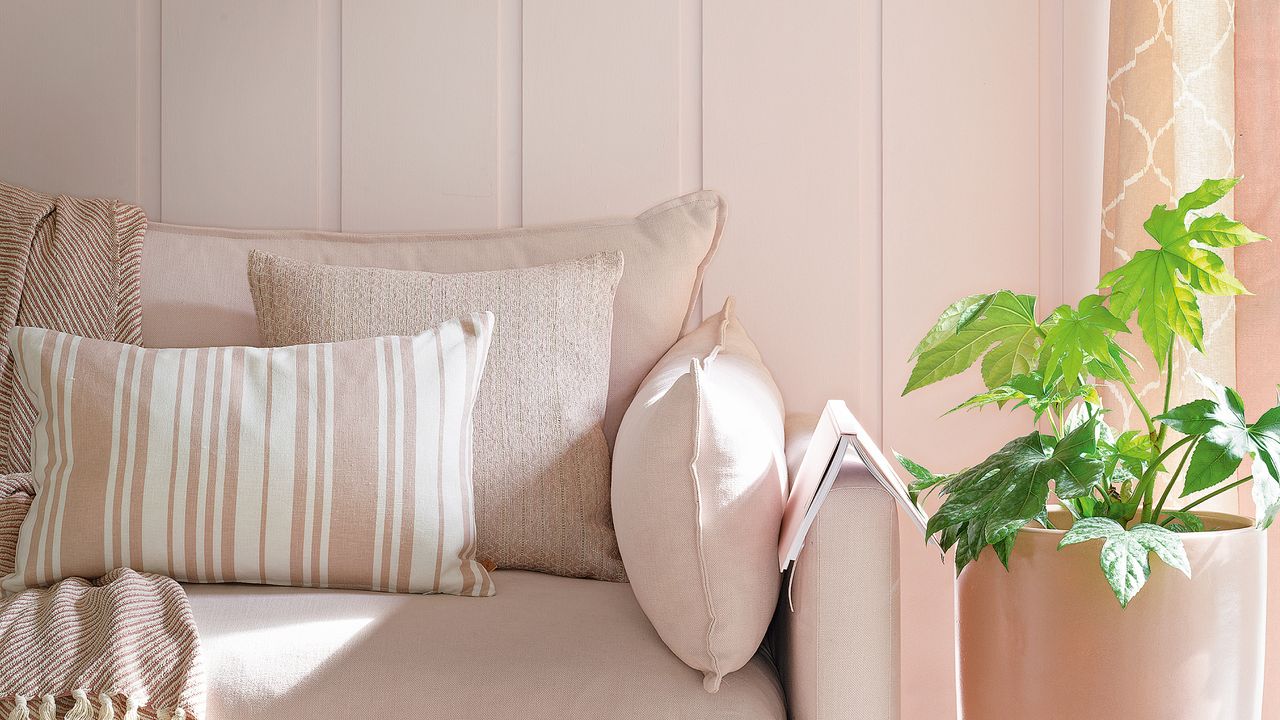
956, 510, 1267, 720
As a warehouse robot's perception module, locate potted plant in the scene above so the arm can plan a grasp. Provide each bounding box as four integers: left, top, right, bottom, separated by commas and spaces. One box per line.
898, 178, 1273, 719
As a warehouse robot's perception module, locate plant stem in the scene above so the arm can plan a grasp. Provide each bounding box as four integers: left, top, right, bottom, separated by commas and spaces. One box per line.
1151, 437, 1198, 520
1135, 433, 1190, 523
1119, 373, 1156, 437
1178, 476, 1253, 514
1046, 409, 1060, 439
1162, 344, 1175, 414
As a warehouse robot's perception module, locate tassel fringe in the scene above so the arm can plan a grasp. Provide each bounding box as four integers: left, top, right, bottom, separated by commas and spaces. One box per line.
63, 692, 90, 720
2, 694, 175, 720
94, 696, 112, 720
6, 696, 29, 720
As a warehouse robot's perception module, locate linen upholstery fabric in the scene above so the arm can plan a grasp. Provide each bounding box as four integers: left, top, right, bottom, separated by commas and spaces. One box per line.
249, 251, 625, 581
186, 570, 786, 719
612, 298, 786, 691
141, 190, 726, 446
2, 318, 496, 596
0, 181, 146, 476
775, 414, 901, 720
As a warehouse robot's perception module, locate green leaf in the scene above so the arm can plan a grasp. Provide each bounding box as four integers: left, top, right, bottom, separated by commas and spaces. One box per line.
946, 371, 1097, 423
1179, 376, 1253, 496
1176, 177, 1238, 214
1155, 399, 1220, 435
1058, 518, 1189, 607
1186, 212, 1268, 249
1128, 523, 1192, 577
1099, 181, 1261, 365
1247, 406, 1280, 528
1160, 510, 1204, 533
895, 452, 945, 504
1039, 295, 1130, 385
1185, 434, 1246, 494
926, 424, 1103, 574
904, 291, 1042, 394
1100, 248, 1197, 362
1058, 516, 1123, 546
1099, 533, 1150, 607
1048, 418, 1108, 499
909, 294, 991, 360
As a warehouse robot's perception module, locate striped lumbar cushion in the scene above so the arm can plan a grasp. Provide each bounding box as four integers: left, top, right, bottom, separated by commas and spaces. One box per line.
1, 315, 496, 596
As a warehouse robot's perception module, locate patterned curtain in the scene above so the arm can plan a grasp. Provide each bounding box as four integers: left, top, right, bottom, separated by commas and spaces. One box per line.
1234, 1, 1280, 714
1100, 0, 1237, 511
1106, 1, 1280, 712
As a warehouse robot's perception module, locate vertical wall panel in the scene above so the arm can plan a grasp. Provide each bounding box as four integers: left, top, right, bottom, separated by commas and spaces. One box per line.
1063, 0, 1110, 302
342, 0, 501, 232
522, 0, 681, 223
702, 0, 866, 420
0, 0, 140, 204
162, 1, 322, 227
882, 3, 1044, 720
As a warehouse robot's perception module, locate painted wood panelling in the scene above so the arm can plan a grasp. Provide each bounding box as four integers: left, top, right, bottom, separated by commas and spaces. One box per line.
702, 0, 867, 423
342, 0, 501, 231
162, 1, 324, 228
0, 3, 1114, 718
883, 3, 1044, 719
0, 0, 142, 203
522, 0, 682, 224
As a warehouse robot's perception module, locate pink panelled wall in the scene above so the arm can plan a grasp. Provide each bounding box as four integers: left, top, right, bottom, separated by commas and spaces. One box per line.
0, 1, 1113, 717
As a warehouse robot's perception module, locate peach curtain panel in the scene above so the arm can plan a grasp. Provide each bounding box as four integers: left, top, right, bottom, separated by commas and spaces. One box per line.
1101, 0, 1237, 510
1235, 1, 1280, 714
1106, 0, 1280, 712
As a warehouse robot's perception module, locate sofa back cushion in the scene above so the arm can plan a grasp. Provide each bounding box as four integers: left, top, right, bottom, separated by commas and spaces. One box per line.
140, 191, 725, 446
248, 251, 626, 581
2, 318, 497, 596
612, 298, 786, 691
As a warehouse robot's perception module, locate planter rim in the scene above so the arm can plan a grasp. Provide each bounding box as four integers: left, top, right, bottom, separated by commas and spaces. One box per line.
1019, 507, 1257, 540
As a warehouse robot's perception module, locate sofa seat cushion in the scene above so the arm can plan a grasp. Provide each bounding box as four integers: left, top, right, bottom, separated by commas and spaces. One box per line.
185, 570, 785, 719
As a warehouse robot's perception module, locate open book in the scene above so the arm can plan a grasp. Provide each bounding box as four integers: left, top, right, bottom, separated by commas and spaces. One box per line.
778, 400, 931, 572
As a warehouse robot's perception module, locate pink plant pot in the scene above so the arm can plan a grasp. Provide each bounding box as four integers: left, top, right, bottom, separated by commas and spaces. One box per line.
956, 510, 1267, 719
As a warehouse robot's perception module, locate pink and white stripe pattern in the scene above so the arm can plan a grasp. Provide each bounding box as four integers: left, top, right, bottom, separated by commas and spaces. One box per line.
2, 315, 495, 597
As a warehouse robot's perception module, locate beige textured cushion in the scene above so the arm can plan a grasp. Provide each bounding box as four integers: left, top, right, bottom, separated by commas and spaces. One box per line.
612, 298, 787, 691
141, 191, 726, 445
3, 319, 497, 596
249, 251, 625, 581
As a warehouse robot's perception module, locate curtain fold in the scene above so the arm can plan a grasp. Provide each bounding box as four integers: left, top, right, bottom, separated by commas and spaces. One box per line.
1233, 1, 1280, 715
1106, 0, 1278, 713
1100, 0, 1236, 511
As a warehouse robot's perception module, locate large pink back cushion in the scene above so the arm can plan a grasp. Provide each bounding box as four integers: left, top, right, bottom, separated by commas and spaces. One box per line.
140, 191, 724, 443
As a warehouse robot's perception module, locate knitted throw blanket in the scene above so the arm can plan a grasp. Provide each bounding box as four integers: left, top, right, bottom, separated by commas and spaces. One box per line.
0, 183, 205, 719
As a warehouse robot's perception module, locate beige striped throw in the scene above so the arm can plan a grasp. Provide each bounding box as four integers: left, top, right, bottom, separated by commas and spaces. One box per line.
2, 315, 496, 597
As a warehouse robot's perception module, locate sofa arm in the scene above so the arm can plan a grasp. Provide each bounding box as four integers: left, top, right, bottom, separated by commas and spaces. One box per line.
773, 414, 900, 720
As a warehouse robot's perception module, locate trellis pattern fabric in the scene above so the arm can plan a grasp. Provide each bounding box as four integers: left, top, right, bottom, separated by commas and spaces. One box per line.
1101, 0, 1237, 509
2, 319, 496, 596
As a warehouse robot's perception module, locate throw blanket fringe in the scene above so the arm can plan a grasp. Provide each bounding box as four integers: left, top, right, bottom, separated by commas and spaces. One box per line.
2, 692, 175, 720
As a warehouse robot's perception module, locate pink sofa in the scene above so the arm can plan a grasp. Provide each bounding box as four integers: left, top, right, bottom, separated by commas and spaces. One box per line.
141, 227, 901, 719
